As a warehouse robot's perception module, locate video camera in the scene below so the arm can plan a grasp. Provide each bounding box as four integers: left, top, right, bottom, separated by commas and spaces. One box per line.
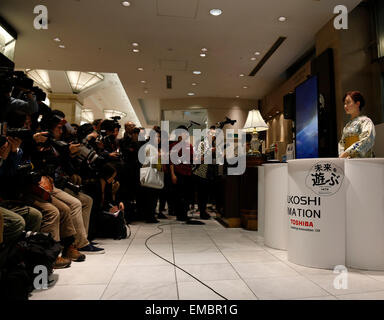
0, 122, 34, 148
217, 117, 237, 128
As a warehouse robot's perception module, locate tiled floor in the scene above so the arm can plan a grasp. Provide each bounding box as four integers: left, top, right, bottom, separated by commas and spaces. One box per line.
30, 212, 384, 300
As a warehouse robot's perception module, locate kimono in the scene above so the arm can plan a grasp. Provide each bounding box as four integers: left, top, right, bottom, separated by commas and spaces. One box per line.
338, 115, 375, 158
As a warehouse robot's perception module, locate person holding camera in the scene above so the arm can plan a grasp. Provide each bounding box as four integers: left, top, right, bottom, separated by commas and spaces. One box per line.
32, 111, 104, 258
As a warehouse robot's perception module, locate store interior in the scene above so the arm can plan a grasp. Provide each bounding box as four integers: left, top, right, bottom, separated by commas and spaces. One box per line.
1, 0, 384, 301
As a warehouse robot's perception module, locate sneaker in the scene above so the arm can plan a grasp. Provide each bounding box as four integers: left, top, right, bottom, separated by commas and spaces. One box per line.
200, 212, 211, 220
146, 217, 159, 223
62, 245, 86, 262
90, 241, 99, 246
79, 244, 105, 254
157, 212, 168, 219
53, 256, 72, 269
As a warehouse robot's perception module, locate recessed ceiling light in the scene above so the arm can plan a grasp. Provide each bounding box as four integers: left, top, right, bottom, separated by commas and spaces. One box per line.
200, 53, 206, 57
254, 51, 261, 55
201, 48, 208, 52
210, 9, 223, 16
132, 42, 139, 47
59, 45, 65, 49
243, 86, 248, 89
250, 57, 256, 61
188, 93, 195, 96
278, 16, 287, 22
144, 90, 149, 94
141, 80, 146, 84
137, 67, 144, 71
192, 83, 197, 86
236, 96, 240, 98
122, 1, 131, 7
193, 71, 201, 75
133, 49, 140, 53
239, 74, 245, 77
53, 37, 61, 42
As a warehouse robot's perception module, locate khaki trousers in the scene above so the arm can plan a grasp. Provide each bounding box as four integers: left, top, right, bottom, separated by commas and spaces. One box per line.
51, 187, 89, 248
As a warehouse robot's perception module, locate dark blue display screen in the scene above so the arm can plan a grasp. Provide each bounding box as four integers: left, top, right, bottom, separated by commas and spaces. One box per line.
295, 76, 319, 159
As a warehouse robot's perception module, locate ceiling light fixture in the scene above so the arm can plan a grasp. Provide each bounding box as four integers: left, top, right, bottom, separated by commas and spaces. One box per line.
132, 42, 139, 47
188, 93, 195, 96
243, 86, 248, 89
137, 67, 144, 71
133, 49, 140, 53
122, 1, 131, 7
193, 71, 201, 75
144, 90, 149, 94
254, 51, 261, 55
59, 45, 66, 49
250, 57, 256, 61
141, 80, 146, 84
66, 71, 104, 93
278, 16, 287, 22
25, 69, 51, 91
200, 53, 206, 57
192, 83, 197, 86
239, 74, 245, 77
210, 9, 222, 16
53, 37, 61, 42
201, 48, 208, 52
236, 96, 240, 98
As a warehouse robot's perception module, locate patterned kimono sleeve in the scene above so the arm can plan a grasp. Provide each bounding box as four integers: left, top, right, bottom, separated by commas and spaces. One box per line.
345, 118, 376, 158
338, 129, 346, 157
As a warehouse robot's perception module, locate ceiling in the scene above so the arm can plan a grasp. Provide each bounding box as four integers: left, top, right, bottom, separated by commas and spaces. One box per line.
0, 0, 362, 126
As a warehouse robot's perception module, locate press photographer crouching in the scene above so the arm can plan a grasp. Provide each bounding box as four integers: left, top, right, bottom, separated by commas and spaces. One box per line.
31, 110, 105, 259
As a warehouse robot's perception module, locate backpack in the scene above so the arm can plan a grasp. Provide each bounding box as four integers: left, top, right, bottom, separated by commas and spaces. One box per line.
16, 231, 62, 276
97, 211, 127, 240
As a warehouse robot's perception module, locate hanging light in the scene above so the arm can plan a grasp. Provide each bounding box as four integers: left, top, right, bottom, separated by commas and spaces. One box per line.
25, 69, 51, 91
66, 71, 104, 93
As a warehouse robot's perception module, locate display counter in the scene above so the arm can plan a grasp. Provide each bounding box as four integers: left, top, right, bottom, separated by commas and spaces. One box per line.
345, 159, 384, 270
287, 159, 346, 269
263, 163, 288, 250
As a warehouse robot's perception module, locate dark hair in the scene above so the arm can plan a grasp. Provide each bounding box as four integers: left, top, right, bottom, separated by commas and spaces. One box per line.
210, 125, 216, 130
52, 109, 66, 119
77, 123, 94, 141
176, 125, 188, 131
344, 91, 365, 111
40, 113, 63, 131
100, 119, 116, 132
71, 123, 79, 129
100, 163, 116, 181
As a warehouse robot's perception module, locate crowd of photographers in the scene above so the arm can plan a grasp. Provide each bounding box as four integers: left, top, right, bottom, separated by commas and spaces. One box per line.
0, 71, 229, 275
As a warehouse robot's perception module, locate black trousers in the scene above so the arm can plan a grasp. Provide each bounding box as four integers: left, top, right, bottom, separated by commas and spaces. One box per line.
141, 186, 159, 221
193, 175, 210, 215
171, 174, 192, 220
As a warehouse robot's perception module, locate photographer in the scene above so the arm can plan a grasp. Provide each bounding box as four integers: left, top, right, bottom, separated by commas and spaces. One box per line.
0, 110, 42, 237
32, 111, 104, 256
3, 71, 39, 119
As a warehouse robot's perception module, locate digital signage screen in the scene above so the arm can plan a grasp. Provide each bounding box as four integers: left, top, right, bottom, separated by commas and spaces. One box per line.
295, 76, 319, 159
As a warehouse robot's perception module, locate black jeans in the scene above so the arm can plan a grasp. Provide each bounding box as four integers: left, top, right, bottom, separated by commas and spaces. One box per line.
171, 174, 192, 220
193, 175, 210, 215
141, 186, 159, 221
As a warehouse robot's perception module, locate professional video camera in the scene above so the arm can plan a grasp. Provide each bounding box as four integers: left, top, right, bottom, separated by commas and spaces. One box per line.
0, 122, 34, 148
217, 117, 237, 128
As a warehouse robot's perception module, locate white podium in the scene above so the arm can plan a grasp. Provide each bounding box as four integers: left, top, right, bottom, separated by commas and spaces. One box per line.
263, 163, 288, 250
287, 159, 346, 269
257, 166, 265, 237
345, 159, 384, 270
